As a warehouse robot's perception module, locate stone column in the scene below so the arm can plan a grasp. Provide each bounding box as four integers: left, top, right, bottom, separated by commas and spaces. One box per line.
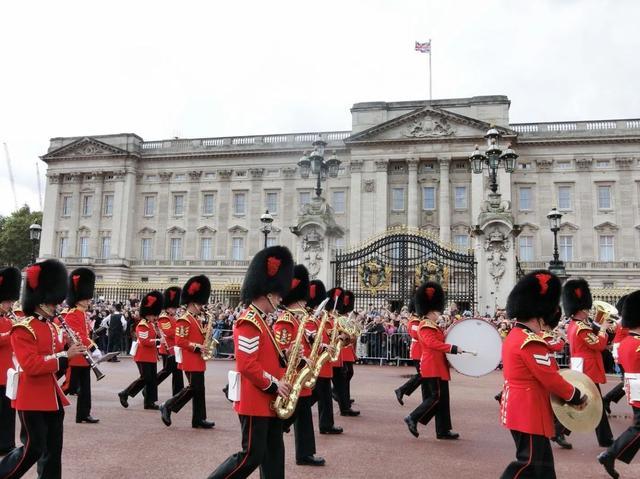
90, 174, 104, 259
438, 157, 451, 241
40, 173, 61, 258
374, 159, 388, 232
349, 159, 363, 245
112, 169, 137, 260
68, 173, 82, 256
407, 158, 419, 228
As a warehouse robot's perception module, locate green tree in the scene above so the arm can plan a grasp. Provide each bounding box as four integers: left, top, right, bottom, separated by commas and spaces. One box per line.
0, 205, 43, 269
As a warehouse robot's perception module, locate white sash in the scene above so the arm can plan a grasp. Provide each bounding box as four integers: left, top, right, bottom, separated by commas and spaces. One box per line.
625, 373, 640, 402
227, 370, 241, 402
570, 357, 584, 373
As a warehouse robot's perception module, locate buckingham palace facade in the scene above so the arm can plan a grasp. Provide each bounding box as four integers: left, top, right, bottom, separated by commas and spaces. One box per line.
39, 95, 640, 308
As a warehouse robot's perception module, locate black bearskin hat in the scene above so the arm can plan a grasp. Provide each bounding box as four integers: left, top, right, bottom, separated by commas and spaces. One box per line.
307, 280, 327, 309
0, 267, 21, 302
22, 259, 68, 316
66, 268, 95, 308
621, 290, 640, 329
240, 246, 294, 305
181, 275, 211, 305
615, 294, 628, 315
341, 291, 355, 314
561, 278, 593, 317
415, 281, 445, 316
164, 287, 181, 309
506, 270, 561, 322
282, 265, 310, 306
140, 291, 163, 318
326, 287, 345, 312
546, 307, 562, 329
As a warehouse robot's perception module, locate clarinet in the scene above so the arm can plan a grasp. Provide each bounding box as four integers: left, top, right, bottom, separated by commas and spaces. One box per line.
57, 316, 106, 381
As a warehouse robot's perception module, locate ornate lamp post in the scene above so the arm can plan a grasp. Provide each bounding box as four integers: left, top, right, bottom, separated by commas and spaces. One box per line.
260, 210, 274, 248
297, 135, 341, 197
29, 223, 42, 263
546, 207, 566, 278
470, 128, 518, 193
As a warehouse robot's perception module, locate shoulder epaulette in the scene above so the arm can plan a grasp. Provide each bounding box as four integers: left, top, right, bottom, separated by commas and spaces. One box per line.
575, 321, 593, 334
12, 317, 36, 339
176, 314, 191, 323
275, 310, 295, 325
520, 330, 548, 349
419, 319, 438, 330
541, 331, 554, 340
237, 308, 263, 332
158, 310, 169, 319
139, 319, 148, 327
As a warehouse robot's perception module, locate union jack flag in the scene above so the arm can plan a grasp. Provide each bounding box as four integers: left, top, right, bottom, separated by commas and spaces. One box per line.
415, 41, 431, 53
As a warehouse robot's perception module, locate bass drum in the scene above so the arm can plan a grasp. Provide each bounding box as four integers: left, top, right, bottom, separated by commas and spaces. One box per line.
445, 319, 502, 377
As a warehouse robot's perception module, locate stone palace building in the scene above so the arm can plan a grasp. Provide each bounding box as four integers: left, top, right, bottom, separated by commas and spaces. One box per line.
39, 95, 640, 311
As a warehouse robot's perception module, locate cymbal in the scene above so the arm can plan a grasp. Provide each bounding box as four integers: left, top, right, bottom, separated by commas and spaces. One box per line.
551, 369, 603, 433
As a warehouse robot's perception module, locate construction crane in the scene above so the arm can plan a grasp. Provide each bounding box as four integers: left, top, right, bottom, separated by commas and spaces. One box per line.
3, 142, 18, 212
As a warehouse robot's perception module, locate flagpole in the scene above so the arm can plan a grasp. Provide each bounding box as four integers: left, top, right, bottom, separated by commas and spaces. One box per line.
428, 38, 432, 101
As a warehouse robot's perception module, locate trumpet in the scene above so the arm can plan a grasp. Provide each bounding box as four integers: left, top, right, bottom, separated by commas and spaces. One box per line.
57, 315, 105, 381
591, 300, 618, 333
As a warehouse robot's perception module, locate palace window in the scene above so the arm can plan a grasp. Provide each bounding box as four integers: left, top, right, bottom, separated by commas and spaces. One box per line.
200, 237, 213, 260
233, 192, 246, 216
143, 195, 155, 217
141, 238, 152, 260
81, 195, 92, 216
100, 237, 111, 259
598, 185, 612, 210
169, 238, 182, 260
202, 193, 215, 216
519, 187, 532, 211
599, 235, 614, 261
557, 186, 572, 210
422, 186, 436, 210
454, 234, 469, 249
62, 195, 72, 217
232, 237, 244, 260
518, 236, 534, 261
454, 186, 467, 209
59, 237, 69, 257
332, 190, 346, 214
266, 237, 277, 247
335, 237, 346, 250
391, 188, 405, 212
79, 237, 89, 258
299, 191, 311, 208
173, 194, 185, 216
559, 235, 573, 261
103, 194, 114, 216
265, 191, 279, 214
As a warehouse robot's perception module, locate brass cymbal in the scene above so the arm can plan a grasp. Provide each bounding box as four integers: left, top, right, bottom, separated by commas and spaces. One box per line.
551, 369, 603, 433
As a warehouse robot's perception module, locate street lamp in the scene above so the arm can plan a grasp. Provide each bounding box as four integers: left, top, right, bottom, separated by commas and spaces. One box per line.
546, 207, 566, 277
260, 210, 274, 248
469, 128, 518, 193
298, 135, 341, 197
29, 223, 42, 264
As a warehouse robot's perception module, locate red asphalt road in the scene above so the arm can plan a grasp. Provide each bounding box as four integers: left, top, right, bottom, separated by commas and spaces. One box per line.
11, 359, 639, 479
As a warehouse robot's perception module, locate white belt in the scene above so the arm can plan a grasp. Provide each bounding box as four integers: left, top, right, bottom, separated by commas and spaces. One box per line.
411, 339, 417, 343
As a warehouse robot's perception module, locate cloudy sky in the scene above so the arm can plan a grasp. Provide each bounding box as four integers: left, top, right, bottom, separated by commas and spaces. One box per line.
1, 0, 639, 216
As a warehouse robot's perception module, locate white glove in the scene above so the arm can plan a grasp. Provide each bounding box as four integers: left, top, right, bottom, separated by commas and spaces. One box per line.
91, 349, 102, 360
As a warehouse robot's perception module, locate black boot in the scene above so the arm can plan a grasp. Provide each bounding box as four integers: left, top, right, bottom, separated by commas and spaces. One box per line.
118, 391, 129, 408
597, 451, 619, 479
551, 434, 572, 449
404, 416, 419, 438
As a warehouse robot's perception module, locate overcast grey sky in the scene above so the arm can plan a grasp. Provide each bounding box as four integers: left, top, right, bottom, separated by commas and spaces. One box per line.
1, 0, 639, 216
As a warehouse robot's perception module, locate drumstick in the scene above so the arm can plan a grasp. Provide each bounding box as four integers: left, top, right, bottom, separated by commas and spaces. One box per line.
460, 350, 478, 356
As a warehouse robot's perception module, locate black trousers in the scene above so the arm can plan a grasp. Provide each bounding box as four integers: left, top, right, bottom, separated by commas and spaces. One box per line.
501, 431, 556, 479
331, 366, 350, 413
121, 362, 158, 406
607, 406, 640, 464
68, 366, 92, 420
0, 386, 16, 451
408, 377, 452, 434
107, 333, 122, 353
289, 395, 317, 461
397, 360, 422, 398
603, 381, 626, 405
157, 354, 184, 396
207, 415, 284, 479
0, 406, 65, 479
344, 361, 354, 402
314, 377, 335, 431
595, 384, 614, 446
165, 371, 206, 425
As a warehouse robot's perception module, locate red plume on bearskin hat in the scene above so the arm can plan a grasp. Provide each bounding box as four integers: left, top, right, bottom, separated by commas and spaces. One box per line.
621, 290, 640, 329
181, 275, 211, 305
340, 291, 355, 314
0, 267, 21, 302
326, 287, 344, 312
506, 269, 561, 322
307, 279, 327, 309
561, 278, 593, 317
22, 259, 68, 316
66, 267, 95, 308
140, 291, 163, 318
164, 286, 181, 309
240, 246, 294, 305
414, 281, 445, 316
282, 264, 310, 306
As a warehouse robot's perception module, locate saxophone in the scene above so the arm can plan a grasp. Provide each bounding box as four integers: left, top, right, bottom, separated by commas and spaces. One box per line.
304, 310, 339, 389
274, 312, 310, 419
329, 314, 355, 362
201, 310, 219, 360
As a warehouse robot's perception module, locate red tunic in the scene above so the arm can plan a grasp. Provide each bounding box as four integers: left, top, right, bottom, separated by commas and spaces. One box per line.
500, 325, 576, 437
408, 316, 422, 361
305, 314, 334, 378
618, 332, 640, 408
134, 320, 158, 363
64, 308, 93, 368
274, 308, 312, 397
341, 344, 356, 363
567, 320, 608, 384
0, 315, 13, 386
541, 331, 565, 354
157, 312, 177, 355
233, 305, 284, 417
418, 319, 454, 381
11, 318, 70, 411
614, 326, 630, 344
175, 312, 206, 372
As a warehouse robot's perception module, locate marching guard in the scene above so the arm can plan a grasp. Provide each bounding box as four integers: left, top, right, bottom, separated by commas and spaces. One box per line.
395, 297, 422, 406
404, 281, 463, 440
598, 289, 640, 479
118, 291, 163, 410
64, 267, 100, 423
0, 260, 85, 479
161, 275, 214, 429
500, 271, 586, 479
334, 290, 359, 416
0, 267, 21, 454
274, 264, 325, 466
208, 245, 293, 479
603, 295, 630, 414
156, 287, 184, 396
563, 278, 614, 447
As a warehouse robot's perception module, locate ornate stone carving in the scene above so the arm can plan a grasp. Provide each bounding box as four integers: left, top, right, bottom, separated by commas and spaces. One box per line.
136, 173, 144, 182
47, 173, 61, 184
228, 225, 249, 234
282, 167, 297, 178
615, 157, 634, 169
488, 249, 507, 286
350, 159, 364, 173
189, 170, 203, 180
575, 157, 592, 170
218, 169, 233, 180
363, 179, 375, 193
304, 251, 323, 279
113, 170, 126, 181
249, 168, 265, 179
374, 159, 388, 172
407, 158, 419, 171
404, 117, 455, 138
535, 158, 553, 171
159, 172, 173, 182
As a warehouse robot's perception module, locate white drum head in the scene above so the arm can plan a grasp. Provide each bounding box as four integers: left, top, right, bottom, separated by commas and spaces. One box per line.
445, 319, 502, 377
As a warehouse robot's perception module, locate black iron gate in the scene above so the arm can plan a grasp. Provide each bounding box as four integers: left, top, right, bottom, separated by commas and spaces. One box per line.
331, 228, 476, 312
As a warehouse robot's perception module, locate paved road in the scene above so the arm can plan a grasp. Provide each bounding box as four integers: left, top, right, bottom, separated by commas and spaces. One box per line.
12, 359, 638, 478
